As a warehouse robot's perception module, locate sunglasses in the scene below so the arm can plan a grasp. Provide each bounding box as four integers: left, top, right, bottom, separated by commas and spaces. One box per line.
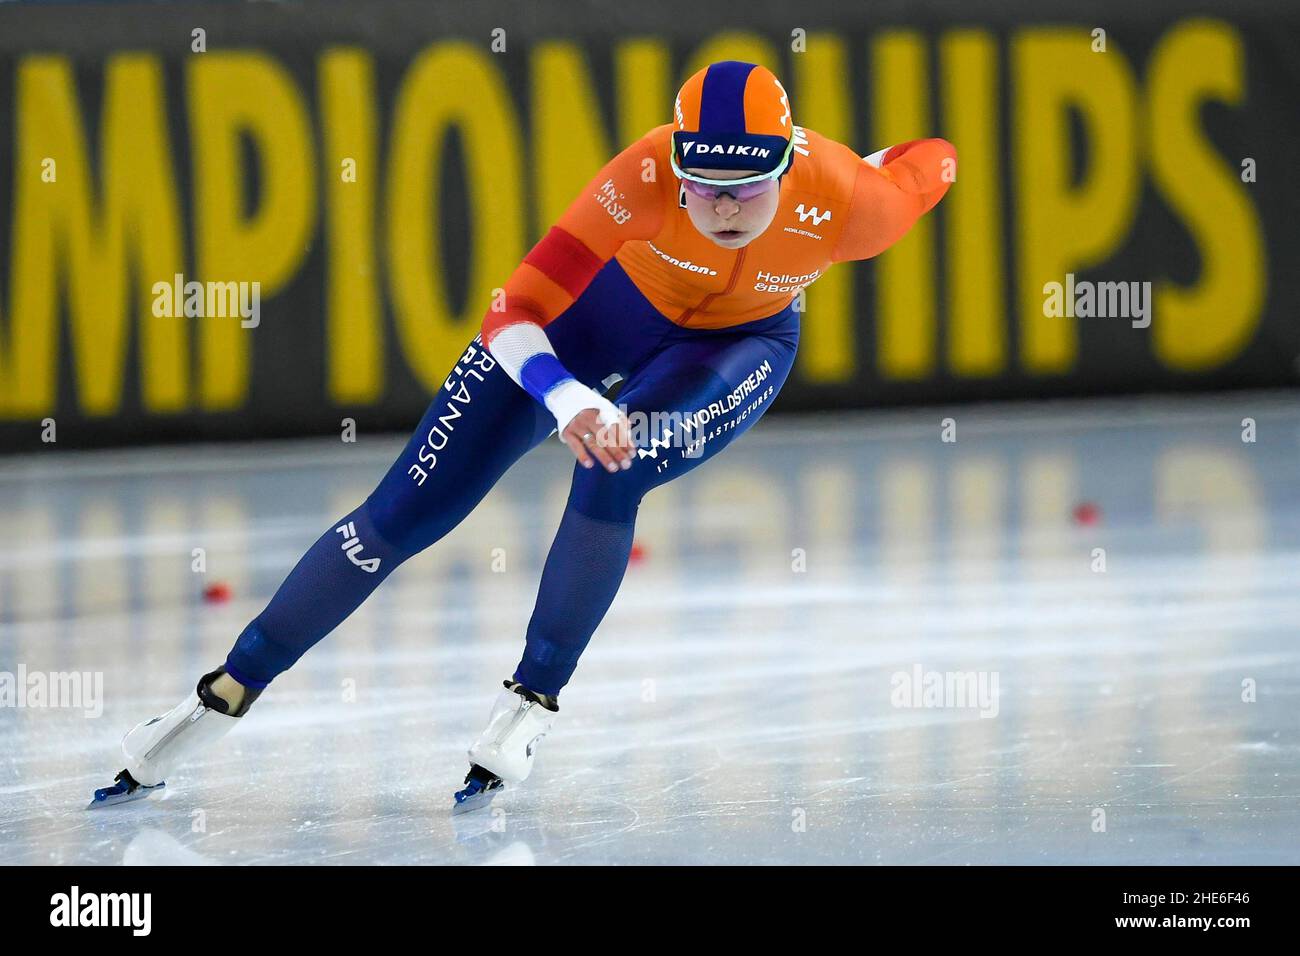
678, 176, 779, 202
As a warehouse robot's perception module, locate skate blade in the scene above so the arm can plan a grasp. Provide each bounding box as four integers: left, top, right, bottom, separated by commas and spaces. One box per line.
451, 789, 500, 815
86, 780, 165, 810
452, 781, 503, 815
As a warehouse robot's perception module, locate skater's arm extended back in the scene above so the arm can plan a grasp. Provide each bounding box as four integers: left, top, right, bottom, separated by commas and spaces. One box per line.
832, 137, 957, 262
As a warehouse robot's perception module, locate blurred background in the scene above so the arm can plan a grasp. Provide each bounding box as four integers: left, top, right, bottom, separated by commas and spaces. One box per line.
1, 0, 1298, 865
0, 0, 1296, 450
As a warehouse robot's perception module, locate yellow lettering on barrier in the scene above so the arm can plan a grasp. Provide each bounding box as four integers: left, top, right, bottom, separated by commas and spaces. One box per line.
614, 40, 671, 150
793, 35, 855, 384
6, 54, 185, 418
1013, 29, 1139, 374
386, 43, 524, 392
189, 52, 316, 410
941, 30, 1005, 377
873, 31, 936, 381
532, 43, 612, 239
1147, 20, 1264, 370
685, 33, 781, 83
320, 48, 382, 404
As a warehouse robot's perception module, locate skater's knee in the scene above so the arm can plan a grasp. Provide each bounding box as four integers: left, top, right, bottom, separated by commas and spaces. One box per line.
566, 464, 644, 524
361, 496, 402, 552
360, 491, 430, 559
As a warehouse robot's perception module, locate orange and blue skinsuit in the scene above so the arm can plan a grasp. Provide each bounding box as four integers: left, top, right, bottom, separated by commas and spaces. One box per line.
486, 124, 954, 339
224, 122, 955, 700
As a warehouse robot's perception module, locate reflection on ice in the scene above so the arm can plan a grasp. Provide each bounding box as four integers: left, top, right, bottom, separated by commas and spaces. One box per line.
2, 396, 1298, 864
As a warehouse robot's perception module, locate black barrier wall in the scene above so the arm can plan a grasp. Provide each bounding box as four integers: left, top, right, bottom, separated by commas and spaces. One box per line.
0, 0, 1297, 449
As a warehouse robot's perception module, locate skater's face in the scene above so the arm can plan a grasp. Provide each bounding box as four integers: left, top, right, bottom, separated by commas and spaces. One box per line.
681, 168, 781, 249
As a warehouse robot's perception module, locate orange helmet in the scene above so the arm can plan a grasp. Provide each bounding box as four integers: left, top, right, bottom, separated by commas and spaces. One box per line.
671, 61, 795, 183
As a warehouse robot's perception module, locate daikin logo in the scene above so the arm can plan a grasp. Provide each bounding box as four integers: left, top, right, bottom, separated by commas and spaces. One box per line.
677, 141, 773, 159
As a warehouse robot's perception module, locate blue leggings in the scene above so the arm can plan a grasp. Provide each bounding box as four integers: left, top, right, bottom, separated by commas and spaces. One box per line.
225, 261, 800, 697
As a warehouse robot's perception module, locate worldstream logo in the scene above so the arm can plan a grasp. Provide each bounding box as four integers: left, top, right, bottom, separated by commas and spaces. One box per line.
586, 359, 775, 462
794, 203, 831, 225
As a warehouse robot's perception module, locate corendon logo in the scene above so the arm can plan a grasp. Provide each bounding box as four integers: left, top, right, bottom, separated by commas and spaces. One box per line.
646, 241, 718, 276
795, 203, 832, 226
336, 522, 380, 573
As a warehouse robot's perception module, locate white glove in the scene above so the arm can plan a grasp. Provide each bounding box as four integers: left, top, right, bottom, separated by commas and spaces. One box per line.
544, 379, 623, 440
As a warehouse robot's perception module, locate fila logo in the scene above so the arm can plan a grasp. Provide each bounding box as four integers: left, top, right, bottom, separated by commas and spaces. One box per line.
336, 522, 381, 573
795, 203, 832, 226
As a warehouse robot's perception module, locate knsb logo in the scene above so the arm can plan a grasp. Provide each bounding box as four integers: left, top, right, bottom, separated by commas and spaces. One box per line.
794, 203, 831, 226
50, 886, 151, 936
336, 522, 380, 573
594, 179, 632, 225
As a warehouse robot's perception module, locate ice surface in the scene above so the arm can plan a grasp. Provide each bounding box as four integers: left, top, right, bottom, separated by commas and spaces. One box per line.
2, 395, 1298, 864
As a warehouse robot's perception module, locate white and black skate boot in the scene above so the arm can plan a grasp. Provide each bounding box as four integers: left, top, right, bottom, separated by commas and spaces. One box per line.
87, 666, 262, 808
452, 680, 557, 814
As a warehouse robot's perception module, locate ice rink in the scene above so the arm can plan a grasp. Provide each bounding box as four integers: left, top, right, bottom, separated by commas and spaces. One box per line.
2, 394, 1298, 865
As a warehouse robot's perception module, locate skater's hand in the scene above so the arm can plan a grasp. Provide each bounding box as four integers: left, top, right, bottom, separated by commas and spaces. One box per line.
562, 408, 635, 473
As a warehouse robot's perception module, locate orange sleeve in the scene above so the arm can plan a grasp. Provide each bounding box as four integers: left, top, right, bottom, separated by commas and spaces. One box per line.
831, 138, 956, 263
483, 134, 670, 342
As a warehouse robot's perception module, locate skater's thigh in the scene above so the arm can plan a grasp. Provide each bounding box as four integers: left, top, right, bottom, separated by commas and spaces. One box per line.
567, 328, 798, 522
366, 337, 552, 553
542, 259, 676, 388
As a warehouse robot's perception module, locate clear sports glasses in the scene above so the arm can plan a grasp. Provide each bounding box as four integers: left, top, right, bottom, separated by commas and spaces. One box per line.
670, 137, 794, 200
678, 176, 779, 202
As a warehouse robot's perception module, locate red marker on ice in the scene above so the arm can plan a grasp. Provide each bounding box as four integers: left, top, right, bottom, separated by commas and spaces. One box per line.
1072, 502, 1100, 526
203, 581, 233, 603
